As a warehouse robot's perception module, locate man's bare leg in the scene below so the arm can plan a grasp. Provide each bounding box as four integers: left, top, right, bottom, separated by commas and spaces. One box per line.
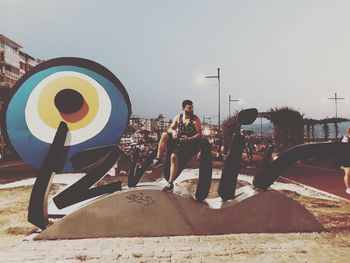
156, 132, 169, 160
163, 153, 178, 192
168, 153, 179, 183
344, 168, 350, 194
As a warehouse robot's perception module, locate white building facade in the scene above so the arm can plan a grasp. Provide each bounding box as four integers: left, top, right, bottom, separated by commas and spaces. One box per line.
0, 34, 42, 161
0, 34, 42, 90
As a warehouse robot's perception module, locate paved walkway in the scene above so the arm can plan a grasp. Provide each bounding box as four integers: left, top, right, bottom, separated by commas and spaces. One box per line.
0, 232, 349, 262
283, 164, 350, 200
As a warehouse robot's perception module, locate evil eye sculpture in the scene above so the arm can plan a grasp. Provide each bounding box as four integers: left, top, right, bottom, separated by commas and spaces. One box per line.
3, 57, 131, 172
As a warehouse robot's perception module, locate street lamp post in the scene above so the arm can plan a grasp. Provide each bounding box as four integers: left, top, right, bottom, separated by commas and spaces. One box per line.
328, 92, 345, 120
328, 92, 345, 139
205, 68, 221, 142
228, 95, 240, 116
203, 115, 218, 125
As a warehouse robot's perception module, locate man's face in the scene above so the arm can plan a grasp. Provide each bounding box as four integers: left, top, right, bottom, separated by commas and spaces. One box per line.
183, 104, 194, 116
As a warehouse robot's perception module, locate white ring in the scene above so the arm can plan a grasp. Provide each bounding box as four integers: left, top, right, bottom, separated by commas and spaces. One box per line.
25, 71, 112, 146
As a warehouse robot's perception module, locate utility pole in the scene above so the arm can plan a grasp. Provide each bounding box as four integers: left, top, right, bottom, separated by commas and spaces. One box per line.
328, 92, 345, 139
228, 95, 240, 116
205, 68, 221, 143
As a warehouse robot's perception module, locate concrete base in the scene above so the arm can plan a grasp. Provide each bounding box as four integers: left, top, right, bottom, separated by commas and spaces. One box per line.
35, 184, 325, 240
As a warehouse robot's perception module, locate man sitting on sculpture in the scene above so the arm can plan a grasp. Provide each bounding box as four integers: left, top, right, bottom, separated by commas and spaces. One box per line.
152, 99, 203, 192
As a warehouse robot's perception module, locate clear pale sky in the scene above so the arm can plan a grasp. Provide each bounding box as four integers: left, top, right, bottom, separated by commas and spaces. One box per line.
2, 0, 350, 123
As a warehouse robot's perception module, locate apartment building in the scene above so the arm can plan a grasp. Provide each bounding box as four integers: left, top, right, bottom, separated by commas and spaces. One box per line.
0, 34, 42, 91
0, 34, 42, 160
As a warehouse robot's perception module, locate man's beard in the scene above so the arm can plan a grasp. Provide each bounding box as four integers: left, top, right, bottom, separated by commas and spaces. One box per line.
185, 111, 193, 117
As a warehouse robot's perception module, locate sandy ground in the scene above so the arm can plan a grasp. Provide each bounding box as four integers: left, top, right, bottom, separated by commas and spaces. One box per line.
0, 186, 37, 249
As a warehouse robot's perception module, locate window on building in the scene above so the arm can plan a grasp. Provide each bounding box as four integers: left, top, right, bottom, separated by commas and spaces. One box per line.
4, 64, 11, 71
0, 52, 4, 61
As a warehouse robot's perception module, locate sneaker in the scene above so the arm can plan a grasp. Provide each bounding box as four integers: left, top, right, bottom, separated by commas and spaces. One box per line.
346, 188, 350, 194
163, 182, 174, 192
151, 158, 162, 167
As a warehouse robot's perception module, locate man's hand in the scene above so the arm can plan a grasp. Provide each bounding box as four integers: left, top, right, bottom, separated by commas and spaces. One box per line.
172, 130, 179, 140
179, 135, 189, 142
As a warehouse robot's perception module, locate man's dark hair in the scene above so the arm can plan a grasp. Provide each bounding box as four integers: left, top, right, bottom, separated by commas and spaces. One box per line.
182, 99, 193, 108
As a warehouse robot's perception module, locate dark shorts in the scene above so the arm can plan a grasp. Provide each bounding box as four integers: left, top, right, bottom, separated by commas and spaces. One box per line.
166, 132, 201, 164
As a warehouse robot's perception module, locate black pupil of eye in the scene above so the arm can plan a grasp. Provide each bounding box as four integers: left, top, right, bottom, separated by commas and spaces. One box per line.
54, 89, 84, 114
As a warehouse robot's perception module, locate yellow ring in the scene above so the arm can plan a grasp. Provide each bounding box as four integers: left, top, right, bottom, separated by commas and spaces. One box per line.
37, 76, 99, 130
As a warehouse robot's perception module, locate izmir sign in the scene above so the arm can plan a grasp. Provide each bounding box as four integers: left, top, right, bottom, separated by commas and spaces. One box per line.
2, 57, 348, 238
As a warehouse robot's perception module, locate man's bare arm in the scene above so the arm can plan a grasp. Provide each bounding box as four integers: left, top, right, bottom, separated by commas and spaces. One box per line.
167, 115, 179, 138
186, 116, 203, 142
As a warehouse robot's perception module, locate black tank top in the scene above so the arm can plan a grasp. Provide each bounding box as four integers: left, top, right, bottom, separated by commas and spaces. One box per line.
178, 114, 197, 137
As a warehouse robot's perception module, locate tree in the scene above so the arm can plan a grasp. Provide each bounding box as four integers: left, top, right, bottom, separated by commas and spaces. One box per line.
157, 114, 165, 120
321, 121, 330, 141
267, 107, 304, 151
311, 121, 316, 142
304, 118, 312, 143
318, 117, 349, 141
334, 122, 339, 140
304, 118, 318, 142
305, 122, 311, 142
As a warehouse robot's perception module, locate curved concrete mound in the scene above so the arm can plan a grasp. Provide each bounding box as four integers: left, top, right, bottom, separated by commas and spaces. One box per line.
36, 184, 324, 240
